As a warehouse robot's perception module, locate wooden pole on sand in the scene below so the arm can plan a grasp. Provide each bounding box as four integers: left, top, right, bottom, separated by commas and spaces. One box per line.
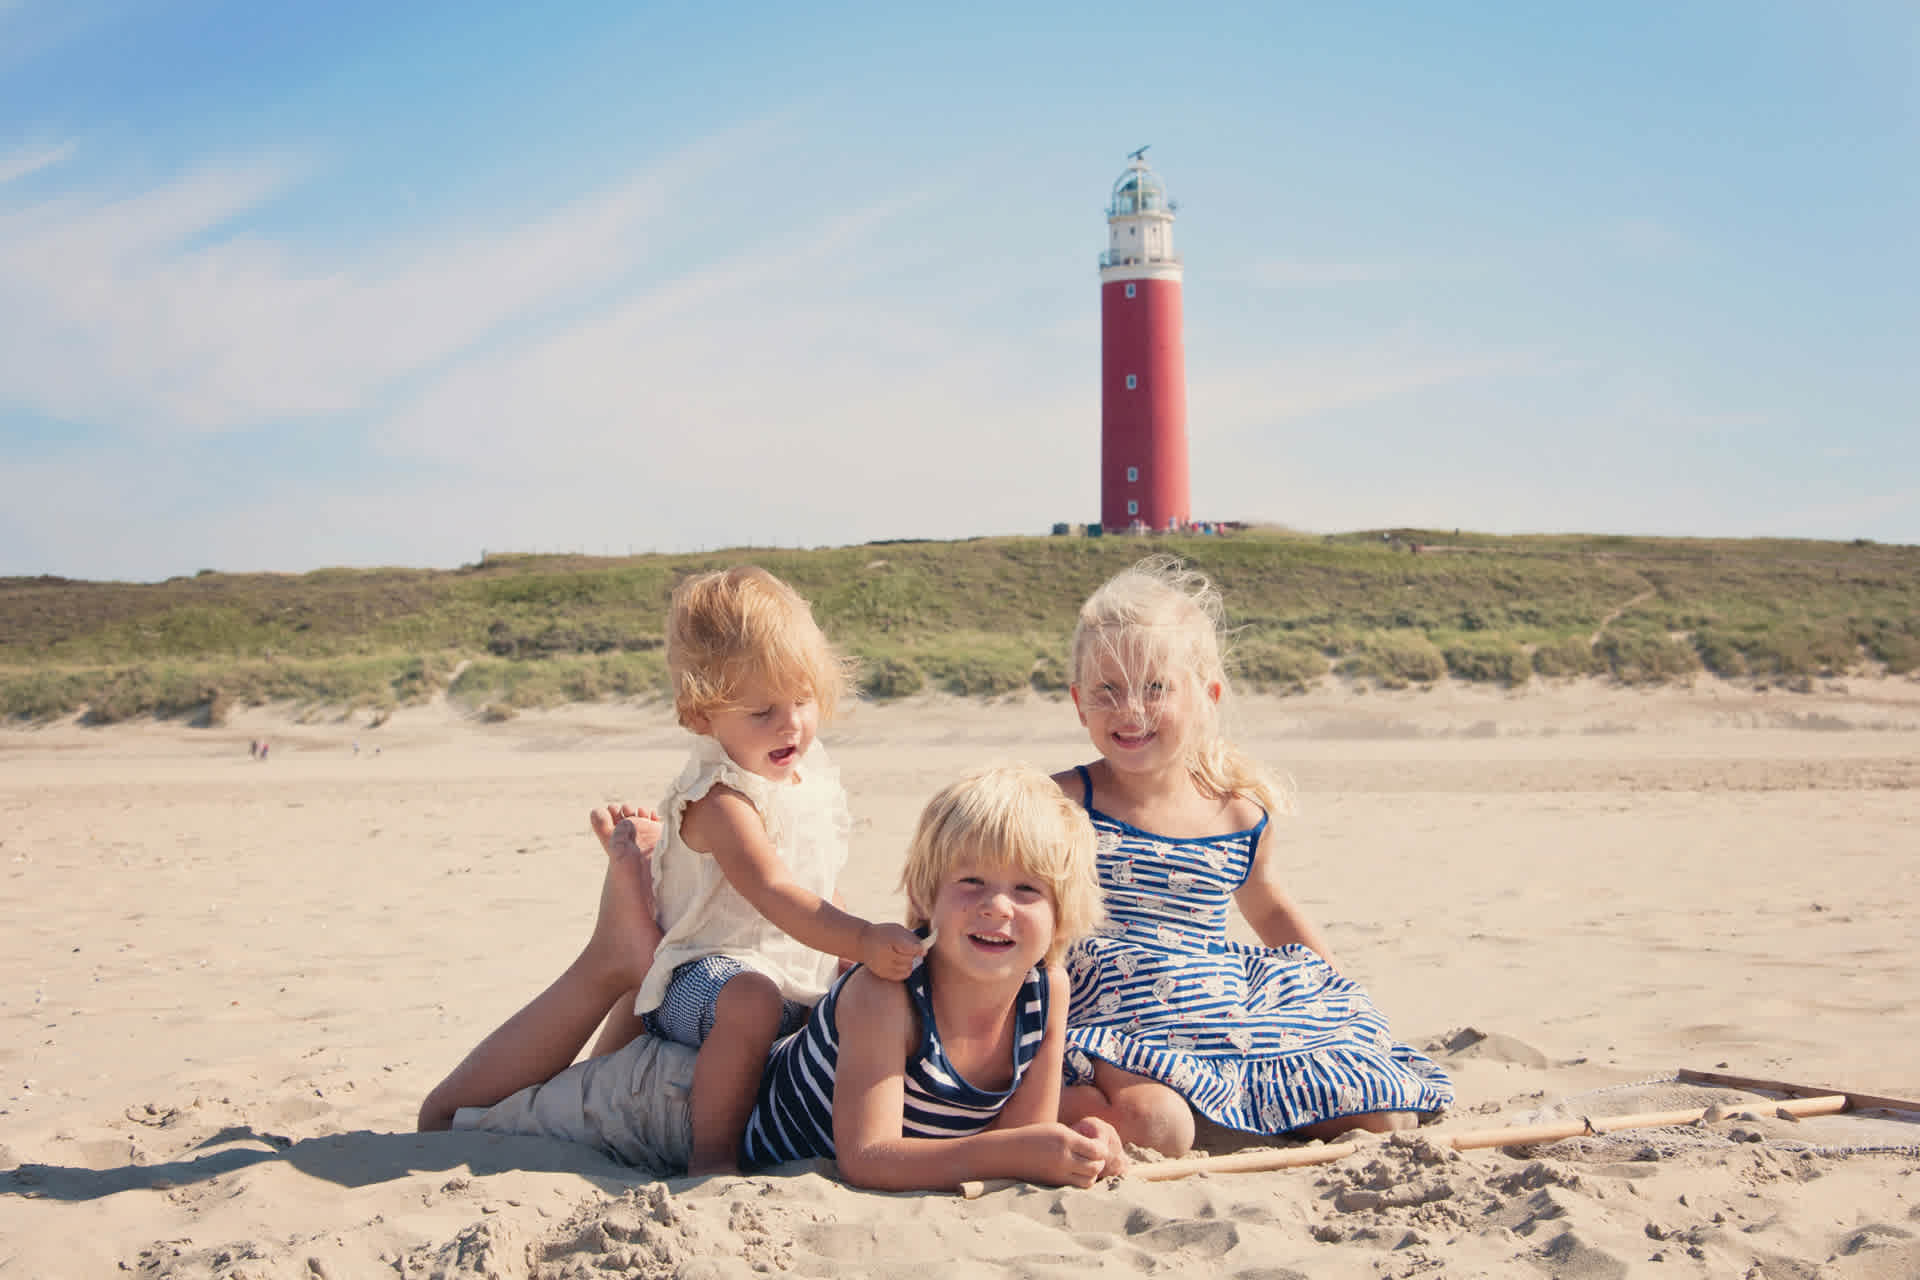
957, 1082, 1893, 1199
1442, 1091, 1846, 1151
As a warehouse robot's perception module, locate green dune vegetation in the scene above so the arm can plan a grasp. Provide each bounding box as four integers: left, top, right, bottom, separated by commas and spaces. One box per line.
2, 529, 1916, 725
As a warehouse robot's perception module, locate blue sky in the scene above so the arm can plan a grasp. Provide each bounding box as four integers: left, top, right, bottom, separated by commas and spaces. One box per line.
2, 1, 1914, 581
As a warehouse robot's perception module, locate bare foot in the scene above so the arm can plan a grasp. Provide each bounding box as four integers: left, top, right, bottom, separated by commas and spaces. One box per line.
590, 803, 664, 860
582, 804, 665, 990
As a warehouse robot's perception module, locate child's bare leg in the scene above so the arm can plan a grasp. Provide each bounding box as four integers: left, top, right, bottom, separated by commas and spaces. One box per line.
686, 972, 785, 1175
586, 806, 664, 1058
417, 804, 663, 1131
1058, 1061, 1195, 1157
1290, 1110, 1418, 1142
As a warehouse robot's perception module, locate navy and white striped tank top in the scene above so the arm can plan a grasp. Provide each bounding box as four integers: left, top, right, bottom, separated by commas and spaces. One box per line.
740, 957, 1050, 1167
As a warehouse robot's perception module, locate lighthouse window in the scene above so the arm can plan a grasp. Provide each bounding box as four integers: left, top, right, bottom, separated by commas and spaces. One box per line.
1125, 283, 1136, 298
1127, 466, 1139, 483
1127, 500, 1140, 516
1125, 374, 1138, 390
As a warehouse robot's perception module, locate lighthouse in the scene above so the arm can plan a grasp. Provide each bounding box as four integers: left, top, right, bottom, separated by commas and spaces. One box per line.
1099, 148, 1189, 534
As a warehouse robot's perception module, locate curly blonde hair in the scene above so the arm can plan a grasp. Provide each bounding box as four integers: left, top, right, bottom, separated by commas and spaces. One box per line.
897, 764, 1103, 967
1070, 556, 1294, 815
667, 566, 854, 728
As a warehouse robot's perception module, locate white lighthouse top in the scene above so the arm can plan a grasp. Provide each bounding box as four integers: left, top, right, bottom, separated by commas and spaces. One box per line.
1101, 148, 1181, 283
1108, 153, 1172, 217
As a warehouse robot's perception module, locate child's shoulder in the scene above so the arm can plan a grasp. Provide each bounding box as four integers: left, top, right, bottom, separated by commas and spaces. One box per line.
833, 967, 918, 1048
671, 739, 780, 810
1220, 790, 1267, 830
676, 781, 766, 853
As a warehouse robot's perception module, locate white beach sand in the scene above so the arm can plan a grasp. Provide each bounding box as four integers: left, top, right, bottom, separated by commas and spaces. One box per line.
3, 677, 1917, 1277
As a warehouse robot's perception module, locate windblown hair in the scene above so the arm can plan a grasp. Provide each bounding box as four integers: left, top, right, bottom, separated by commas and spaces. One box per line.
1069, 556, 1294, 816
897, 764, 1103, 967
667, 566, 854, 729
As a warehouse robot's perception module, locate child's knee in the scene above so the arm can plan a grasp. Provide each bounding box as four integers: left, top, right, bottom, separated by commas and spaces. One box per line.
1112, 1084, 1195, 1157
417, 1086, 455, 1132
712, 972, 785, 1037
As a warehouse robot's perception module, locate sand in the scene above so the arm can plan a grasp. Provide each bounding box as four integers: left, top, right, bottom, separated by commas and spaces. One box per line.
3, 677, 1917, 1278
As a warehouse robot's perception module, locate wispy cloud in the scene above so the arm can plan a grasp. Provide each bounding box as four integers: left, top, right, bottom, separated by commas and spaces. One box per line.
0, 132, 1102, 575
1193, 344, 1534, 433
0, 123, 769, 436
365, 182, 1098, 555
0, 140, 72, 185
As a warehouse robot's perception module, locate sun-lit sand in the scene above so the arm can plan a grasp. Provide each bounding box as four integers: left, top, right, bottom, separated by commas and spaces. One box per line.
4, 677, 1917, 1277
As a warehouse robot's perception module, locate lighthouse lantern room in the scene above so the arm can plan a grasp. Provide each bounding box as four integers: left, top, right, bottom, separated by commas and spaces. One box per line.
1099, 148, 1190, 534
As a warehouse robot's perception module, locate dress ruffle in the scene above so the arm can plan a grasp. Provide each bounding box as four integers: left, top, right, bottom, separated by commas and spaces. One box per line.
1066, 937, 1452, 1133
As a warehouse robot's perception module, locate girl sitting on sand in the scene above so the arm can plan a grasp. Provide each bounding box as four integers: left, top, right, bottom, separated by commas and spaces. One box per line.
1053, 558, 1454, 1156
420, 566, 924, 1174
741, 764, 1126, 1189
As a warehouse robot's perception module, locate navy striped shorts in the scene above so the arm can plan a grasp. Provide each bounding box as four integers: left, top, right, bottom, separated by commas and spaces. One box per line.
643, 954, 812, 1049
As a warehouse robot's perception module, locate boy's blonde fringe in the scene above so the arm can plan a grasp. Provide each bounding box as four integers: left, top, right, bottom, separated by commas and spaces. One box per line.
1072, 555, 1296, 817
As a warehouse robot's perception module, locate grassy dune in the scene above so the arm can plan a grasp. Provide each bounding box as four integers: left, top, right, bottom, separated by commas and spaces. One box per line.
3, 529, 1916, 724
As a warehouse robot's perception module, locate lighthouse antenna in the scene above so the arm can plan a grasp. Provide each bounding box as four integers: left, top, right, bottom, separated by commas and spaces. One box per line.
1128, 144, 1150, 162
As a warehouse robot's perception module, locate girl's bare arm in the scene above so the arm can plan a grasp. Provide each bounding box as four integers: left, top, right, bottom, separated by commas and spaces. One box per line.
681, 786, 922, 978
1234, 826, 1342, 970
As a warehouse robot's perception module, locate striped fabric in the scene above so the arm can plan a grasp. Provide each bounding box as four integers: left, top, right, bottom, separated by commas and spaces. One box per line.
1063, 766, 1453, 1134
741, 957, 1050, 1167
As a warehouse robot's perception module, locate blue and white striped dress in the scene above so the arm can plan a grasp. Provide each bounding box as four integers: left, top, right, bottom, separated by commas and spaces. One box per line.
741, 955, 1050, 1167
1064, 766, 1452, 1133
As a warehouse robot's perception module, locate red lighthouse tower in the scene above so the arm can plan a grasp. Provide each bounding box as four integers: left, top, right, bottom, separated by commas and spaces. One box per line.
1100, 148, 1189, 534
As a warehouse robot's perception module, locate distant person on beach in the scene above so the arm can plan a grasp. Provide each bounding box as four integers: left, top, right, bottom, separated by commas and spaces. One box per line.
438, 765, 1128, 1190
420, 566, 923, 1174
1051, 558, 1453, 1155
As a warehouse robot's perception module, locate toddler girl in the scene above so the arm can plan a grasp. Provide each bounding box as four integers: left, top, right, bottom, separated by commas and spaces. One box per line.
1054, 557, 1453, 1154
420, 566, 923, 1174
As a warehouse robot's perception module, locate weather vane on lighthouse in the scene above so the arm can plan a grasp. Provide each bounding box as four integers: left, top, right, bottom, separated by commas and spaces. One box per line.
1099, 148, 1190, 534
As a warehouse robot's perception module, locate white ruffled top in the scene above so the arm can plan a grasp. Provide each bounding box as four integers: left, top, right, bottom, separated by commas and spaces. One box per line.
633, 735, 852, 1015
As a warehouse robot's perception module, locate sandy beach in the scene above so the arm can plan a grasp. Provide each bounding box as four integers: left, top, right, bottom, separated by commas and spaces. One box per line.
3, 677, 1917, 1278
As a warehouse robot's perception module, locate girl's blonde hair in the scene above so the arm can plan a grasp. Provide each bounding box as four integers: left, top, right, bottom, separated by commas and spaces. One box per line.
1070, 556, 1294, 815
667, 566, 854, 728
897, 764, 1103, 967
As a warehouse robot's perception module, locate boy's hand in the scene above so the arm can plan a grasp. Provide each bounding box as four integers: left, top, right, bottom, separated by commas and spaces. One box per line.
1070, 1115, 1131, 1179
1009, 1121, 1116, 1188
857, 921, 928, 980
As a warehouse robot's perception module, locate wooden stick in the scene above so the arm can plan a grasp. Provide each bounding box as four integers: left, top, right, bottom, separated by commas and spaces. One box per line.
955, 1072, 1913, 1196
1444, 1093, 1847, 1151
958, 1178, 1017, 1199
959, 1141, 1363, 1198
1128, 1140, 1363, 1182
1676, 1068, 1920, 1117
